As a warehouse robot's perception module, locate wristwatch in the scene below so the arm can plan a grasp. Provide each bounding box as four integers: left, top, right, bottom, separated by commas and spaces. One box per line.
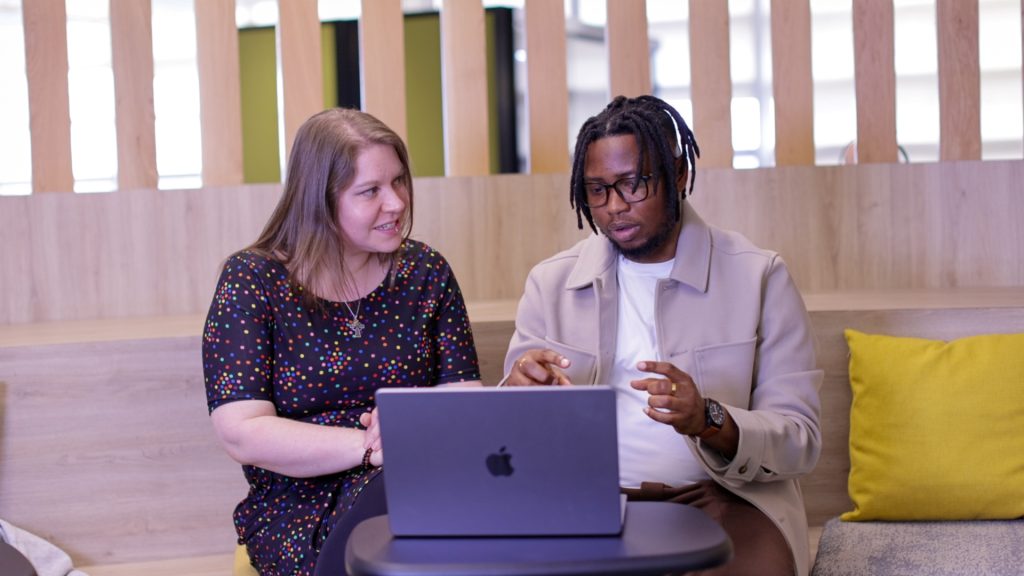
697, 398, 726, 439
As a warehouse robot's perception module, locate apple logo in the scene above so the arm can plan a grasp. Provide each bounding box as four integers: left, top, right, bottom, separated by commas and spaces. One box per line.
485, 446, 514, 477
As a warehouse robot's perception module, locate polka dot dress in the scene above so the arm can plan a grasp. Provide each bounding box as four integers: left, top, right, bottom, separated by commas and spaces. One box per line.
202, 240, 480, 575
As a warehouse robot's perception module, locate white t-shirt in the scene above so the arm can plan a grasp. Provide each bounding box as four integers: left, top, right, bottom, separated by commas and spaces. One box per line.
613, 254, 710, 488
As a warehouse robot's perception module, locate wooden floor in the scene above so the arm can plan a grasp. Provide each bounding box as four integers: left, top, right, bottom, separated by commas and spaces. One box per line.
79, 553, 234, 576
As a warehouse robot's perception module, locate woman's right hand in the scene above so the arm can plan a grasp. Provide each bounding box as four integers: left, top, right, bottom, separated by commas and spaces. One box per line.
504, 349, 573, 386
359, 408, 383, 466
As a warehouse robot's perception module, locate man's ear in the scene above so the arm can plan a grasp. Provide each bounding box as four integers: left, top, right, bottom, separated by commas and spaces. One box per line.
674, 155, 688, 195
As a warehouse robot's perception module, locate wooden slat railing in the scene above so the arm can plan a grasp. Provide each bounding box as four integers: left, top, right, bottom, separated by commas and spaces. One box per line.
195, 0, 244, 187
937, 0, 981, 161
525, 0, 570, 173
440, 0, 490, 176
360, 0, 408, 143
606, 0, 651, 99
277, 0, 322, 162
853, 0, 898, 164
111, 0, 158, 190
689, 0, 734, 168
22, 0, 73, 193
771, 0, 815, 166
11, 0, 1021, 189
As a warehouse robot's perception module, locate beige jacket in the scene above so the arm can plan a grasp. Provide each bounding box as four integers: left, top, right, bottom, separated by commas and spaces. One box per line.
503, 202, 823, 576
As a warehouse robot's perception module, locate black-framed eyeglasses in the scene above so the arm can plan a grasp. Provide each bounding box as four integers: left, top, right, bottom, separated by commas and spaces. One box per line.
582, 174, 654, 208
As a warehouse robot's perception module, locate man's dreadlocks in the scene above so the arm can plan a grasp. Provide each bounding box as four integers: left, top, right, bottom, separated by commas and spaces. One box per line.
569, 95, 700, 232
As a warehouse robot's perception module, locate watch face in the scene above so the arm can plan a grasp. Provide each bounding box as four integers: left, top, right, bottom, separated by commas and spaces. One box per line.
707, 399, 726, 428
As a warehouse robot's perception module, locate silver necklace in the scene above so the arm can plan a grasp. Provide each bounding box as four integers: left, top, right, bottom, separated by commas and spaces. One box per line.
339, 265, 368, 338
341, 297, 365, 338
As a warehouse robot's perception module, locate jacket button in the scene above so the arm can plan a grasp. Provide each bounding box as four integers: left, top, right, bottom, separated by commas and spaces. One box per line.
739, 465, 748, 474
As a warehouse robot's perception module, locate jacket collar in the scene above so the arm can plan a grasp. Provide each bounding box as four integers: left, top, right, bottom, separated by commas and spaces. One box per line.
565, 200, 711, 293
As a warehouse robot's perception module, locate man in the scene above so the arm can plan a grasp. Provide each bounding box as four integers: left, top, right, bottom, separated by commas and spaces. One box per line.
502, 95, 822, 576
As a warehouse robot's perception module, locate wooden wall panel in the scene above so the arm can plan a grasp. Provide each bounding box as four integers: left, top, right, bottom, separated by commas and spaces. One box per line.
770, 0, 815, 166
195, 0, 244, 186
21, 0, 74, 193
110, 0, 158, 190
3, 162, 1023, 324
852, 0, 898, 163
525, 0, 570, 173
937, 0, 981, 161
606, 0, 651, 99
690, 160, 1024, 292
360, 0, 407, 142
277, 0, 323, 162
689, 0, 734, 168
0, 184, 282, 325
0, 335, 246, 564
440, 0, 490, 176
411, 174, 590, 302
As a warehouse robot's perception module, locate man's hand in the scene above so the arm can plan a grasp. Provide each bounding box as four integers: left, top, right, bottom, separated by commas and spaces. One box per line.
504, 349, 573, 386
630, 360, 705, 436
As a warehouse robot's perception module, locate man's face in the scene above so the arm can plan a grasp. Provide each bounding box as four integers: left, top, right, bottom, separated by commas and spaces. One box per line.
583, 134, 681, 263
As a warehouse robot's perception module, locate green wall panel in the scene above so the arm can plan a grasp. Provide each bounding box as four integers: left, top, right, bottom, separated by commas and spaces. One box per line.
404, 16, 445, 177
239, 24, 340, 184
239, 27, 280, 183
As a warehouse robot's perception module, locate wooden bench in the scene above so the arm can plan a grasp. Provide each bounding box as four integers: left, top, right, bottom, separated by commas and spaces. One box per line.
2, 290, 1022, 574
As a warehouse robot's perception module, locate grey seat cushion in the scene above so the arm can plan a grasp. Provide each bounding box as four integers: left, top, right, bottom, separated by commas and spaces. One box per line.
811, 517, 1024, 576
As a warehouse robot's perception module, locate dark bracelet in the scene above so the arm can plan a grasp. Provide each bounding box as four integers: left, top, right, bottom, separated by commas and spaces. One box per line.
362, 448, 374, 468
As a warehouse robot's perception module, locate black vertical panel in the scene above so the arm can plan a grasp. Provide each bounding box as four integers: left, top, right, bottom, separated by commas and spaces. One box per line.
334, 20, 361, 110
490, 8, 519, 173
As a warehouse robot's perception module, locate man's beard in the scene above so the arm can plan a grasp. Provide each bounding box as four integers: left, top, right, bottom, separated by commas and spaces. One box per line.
605, 215, 678, 261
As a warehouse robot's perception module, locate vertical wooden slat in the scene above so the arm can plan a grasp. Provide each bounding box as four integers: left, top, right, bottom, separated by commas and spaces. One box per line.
770, 0, 815, 165
195, 0, 244, 186
22, 0, 74, 193
525, 0, 569, 173
277, 0, 323, 164
606, 0, 651, 99
937, 0, 981, 161
360, 0, 407, 142
689, 0, 733, 168
110, 0, 158, 189
440, 0, 490, 176
852, 0, 898, 163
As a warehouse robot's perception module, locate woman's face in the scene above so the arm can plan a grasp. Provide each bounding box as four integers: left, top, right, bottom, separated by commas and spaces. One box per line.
336, 143, 408, 259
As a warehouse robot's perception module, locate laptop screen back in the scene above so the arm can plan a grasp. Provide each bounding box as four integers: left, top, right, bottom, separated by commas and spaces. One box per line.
376, 386, 622, 537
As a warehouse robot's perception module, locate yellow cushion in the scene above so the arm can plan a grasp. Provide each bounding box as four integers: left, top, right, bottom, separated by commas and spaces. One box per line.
842, 329, 1024, 521
234, 544, 259, 576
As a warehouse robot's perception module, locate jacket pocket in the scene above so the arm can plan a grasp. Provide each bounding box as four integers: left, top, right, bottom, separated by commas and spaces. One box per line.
544, 338, 598, 384
692, 338, 757, 408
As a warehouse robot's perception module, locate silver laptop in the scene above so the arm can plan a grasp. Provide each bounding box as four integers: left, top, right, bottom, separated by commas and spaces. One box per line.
375, 386, 624, 537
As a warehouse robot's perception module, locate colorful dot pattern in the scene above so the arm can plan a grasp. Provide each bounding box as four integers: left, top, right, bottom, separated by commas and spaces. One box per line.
202, 240, 480, 575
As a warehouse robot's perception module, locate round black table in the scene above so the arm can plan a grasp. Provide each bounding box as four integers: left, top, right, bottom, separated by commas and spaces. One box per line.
340, 501, 732, 576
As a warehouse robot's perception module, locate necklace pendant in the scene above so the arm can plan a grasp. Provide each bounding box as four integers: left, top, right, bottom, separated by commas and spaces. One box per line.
347, 318, 365, 338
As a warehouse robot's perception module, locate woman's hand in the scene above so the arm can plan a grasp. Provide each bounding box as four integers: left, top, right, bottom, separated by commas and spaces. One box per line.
503, 349, 573, 386
359, 408, 383, 466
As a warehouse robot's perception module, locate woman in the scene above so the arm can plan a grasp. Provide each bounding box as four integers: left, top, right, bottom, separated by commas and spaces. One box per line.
202, 108, 481, 575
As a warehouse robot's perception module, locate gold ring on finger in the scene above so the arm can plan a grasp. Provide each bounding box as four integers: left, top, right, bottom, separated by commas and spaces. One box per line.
670, 382, 678, 394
